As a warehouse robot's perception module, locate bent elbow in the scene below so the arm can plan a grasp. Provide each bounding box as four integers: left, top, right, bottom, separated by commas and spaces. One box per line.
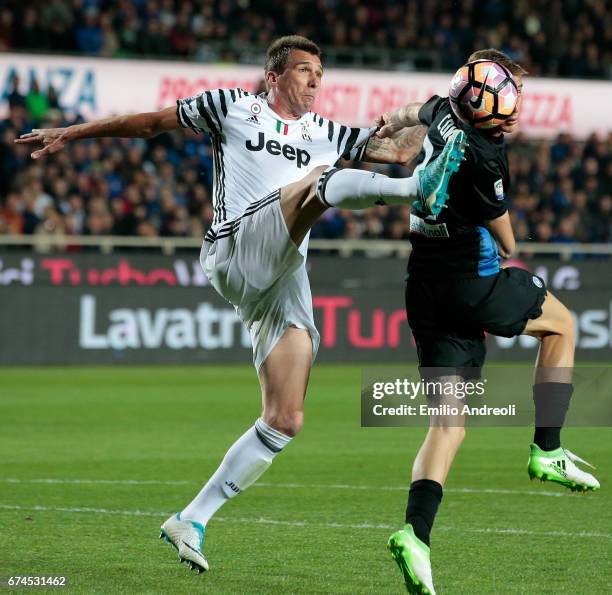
499, 240, 515, 259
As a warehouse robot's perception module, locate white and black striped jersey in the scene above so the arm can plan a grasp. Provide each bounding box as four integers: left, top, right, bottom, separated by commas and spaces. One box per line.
176, 89, 375, 230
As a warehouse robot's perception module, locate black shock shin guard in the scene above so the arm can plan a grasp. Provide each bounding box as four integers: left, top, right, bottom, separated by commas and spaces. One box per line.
405, 479, 443, 547
533, 382, 574, 451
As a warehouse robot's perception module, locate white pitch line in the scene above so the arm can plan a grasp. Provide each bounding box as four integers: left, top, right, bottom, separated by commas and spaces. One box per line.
446, 487, 565, 498
0, 504, 163, 517
0, 478, 565, 498
1, 478, 191, 486
0, 504, 609, 540
257, 483, 566, 498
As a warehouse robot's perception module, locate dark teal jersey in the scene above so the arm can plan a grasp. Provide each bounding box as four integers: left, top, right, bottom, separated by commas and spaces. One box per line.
408, 95, 510, 279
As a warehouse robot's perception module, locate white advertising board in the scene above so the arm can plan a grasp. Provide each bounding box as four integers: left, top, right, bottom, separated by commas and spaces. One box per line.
1, 53, 610, 139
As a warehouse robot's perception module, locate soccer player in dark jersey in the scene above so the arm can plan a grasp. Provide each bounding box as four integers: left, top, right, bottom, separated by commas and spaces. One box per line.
373, 49, 600, 594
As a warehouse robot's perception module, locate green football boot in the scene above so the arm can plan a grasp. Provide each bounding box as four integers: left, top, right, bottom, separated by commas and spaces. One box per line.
388, 524, 436, 594
527, 443, 600, 492
417, 129, 467, 218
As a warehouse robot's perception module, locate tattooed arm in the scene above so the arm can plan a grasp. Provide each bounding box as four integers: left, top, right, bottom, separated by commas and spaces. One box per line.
362, 124, 427, 166
376, 102, 424, 137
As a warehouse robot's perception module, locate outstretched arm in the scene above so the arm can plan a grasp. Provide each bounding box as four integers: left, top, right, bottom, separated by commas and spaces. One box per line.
15, 106, 179, 159
362, 125, 427, 166
360, 101, 426, 165
375, 102, 424, 138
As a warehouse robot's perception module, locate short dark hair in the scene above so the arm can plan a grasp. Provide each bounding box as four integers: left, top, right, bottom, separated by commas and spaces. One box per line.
468, 48, 528, 77
265, 35, 321, 74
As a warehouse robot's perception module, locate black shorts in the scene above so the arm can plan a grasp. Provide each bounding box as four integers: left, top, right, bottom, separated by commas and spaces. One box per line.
405, 267, 547, 376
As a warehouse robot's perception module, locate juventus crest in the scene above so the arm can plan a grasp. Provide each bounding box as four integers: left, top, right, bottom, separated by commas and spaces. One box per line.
301, 121, 312, 142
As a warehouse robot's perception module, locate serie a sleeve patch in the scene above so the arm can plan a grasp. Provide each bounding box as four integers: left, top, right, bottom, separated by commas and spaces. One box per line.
494, 178, 505, 200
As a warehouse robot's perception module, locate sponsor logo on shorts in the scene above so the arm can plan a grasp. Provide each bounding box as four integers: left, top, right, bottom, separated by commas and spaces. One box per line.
409, 214, 450, 238
532, 275, 544, 288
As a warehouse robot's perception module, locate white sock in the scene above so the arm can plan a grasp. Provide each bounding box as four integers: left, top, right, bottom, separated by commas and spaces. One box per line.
181, 418, 292, 526
316, 167, 419, 210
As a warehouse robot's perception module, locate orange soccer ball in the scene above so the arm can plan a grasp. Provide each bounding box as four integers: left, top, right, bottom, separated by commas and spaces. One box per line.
449, 60, 519, 129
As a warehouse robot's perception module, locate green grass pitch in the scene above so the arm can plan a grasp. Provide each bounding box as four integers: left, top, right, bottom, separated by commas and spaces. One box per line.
1, 365, 610, 593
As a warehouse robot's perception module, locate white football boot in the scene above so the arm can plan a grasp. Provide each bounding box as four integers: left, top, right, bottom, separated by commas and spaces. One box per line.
160, 513, 209, 572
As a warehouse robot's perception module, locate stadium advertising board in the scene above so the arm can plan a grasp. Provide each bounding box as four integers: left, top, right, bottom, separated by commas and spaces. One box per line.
1, 53, 611, 139
0, 254, 610, 365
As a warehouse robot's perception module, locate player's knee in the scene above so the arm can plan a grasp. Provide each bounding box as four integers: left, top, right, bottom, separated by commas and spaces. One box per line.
281, 165, 326, 209
533, 298, 576, 340
540, 303, 576, 342
265, 410, 304, 437
558, 304, 575, 342
301, 165, 328, 201
309, 165, 328, 185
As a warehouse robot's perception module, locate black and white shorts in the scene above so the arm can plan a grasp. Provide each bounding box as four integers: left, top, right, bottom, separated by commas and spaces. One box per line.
201, 191, 320, 370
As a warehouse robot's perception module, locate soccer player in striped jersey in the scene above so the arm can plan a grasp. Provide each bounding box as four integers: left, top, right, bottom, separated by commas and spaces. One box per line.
16, 35, 466, 573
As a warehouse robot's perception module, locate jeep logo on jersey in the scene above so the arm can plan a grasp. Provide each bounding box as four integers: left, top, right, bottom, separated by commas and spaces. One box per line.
245, 132, 311, 168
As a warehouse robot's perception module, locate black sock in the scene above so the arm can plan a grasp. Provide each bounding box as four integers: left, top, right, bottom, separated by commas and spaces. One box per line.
533, 426, 561, 451
405, 479, 443, 547
533, 383, 573, 451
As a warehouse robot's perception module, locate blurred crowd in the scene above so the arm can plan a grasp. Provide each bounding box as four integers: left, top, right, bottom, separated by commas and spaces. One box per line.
0, 0, 610, 79
1, 89, 610, 245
